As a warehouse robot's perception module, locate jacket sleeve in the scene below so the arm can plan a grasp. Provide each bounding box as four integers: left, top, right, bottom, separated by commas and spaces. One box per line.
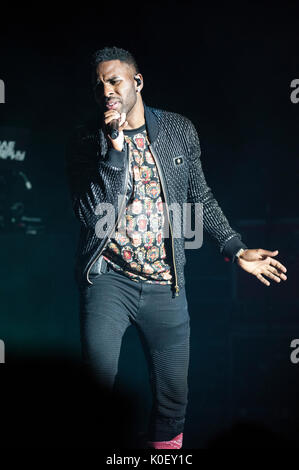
186, 119, 248, 263
65, 125, 127, 232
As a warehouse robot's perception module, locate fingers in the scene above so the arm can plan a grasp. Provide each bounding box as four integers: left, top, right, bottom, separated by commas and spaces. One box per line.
257, 264, 288, 286
104, 111, 127, 123
258, 249, 279, 259
104, 111, 128, 133
104, 110, 121, 125
257, 270, 279, 286
268, 265, 287, 281
270, 258, 287, 273
119, 121, 128, 132
256, 273, 270, 286
265, 265, 286, 282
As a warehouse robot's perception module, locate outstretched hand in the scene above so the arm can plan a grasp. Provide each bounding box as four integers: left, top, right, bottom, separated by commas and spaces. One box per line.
237, 249, 287, 286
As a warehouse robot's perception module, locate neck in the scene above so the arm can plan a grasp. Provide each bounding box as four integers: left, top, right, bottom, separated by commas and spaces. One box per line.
125, 97, 145, 130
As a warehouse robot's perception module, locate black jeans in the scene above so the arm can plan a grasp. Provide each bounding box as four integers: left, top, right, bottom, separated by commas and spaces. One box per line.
79, 262, 190, 442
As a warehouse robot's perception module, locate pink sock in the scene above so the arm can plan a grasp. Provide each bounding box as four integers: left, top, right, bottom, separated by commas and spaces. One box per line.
147, 432, 183, 449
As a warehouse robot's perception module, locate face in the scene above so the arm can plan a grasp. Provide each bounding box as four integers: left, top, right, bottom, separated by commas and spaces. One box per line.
95, 59, 140, 117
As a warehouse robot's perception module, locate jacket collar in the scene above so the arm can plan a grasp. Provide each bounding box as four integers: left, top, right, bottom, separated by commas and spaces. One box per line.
143, 101, 159, 144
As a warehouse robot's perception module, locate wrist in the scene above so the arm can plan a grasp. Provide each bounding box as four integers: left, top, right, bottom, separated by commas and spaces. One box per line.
108, 135, 125, 152
112, 142, 125, 152
235, 248, 246, 262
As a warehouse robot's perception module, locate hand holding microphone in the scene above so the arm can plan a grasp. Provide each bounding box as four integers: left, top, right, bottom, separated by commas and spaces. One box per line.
104, 110, 128, 151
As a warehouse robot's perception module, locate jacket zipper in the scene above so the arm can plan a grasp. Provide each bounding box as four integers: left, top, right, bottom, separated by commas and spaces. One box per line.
147, 139, 179, 297
86, 142, 130, 285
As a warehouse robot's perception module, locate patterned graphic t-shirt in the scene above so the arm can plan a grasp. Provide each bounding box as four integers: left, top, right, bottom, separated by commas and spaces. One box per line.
102, 123, 173, 284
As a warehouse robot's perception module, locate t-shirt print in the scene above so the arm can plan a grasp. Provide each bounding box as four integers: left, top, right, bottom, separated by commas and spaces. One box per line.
102, 126, 173, 284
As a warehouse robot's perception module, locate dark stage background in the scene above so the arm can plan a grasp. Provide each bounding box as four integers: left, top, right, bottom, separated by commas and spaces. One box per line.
0, 1, 298, 449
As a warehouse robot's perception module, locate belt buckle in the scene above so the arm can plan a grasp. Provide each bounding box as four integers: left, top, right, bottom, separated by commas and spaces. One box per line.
100, 256, 110, 274
90, 255, 109, 275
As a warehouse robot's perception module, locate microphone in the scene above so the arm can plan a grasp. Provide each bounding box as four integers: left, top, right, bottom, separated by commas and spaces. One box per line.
107, 119, 119, 140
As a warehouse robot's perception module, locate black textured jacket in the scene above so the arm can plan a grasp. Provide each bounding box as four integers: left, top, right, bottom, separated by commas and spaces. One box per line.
65, 102, 248, 296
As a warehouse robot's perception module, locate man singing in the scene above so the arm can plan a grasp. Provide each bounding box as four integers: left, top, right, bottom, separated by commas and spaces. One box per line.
65, 46, 287, 449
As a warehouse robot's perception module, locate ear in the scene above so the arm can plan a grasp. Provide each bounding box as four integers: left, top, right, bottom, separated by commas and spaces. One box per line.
134, 73, 143, 92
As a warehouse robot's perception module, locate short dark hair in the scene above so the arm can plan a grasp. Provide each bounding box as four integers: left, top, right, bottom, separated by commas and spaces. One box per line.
91, 46, 140, 87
